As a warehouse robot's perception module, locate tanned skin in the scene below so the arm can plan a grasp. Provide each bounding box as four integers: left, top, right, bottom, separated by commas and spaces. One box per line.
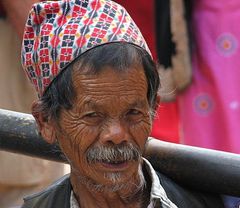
33, 64, 160, 208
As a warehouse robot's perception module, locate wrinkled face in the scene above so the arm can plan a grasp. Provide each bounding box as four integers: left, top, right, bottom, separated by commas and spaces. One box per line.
56, 65, 152, 187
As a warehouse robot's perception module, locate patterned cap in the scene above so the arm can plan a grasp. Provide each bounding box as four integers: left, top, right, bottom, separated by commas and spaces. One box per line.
21, 0, 151, 97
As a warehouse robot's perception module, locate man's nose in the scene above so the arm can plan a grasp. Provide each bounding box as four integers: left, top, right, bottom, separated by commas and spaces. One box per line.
100, 120, 130, 145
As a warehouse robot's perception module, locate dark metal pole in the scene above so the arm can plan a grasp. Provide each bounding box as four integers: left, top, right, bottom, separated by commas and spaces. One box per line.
0, 109, 67, 163
144, 139, 240, 196
0, 109, 240, 196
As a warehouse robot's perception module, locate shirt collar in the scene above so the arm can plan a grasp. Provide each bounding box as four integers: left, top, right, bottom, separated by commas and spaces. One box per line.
142, 158, 178, 208
70, 158, 178, 208
70, 190, 80, 208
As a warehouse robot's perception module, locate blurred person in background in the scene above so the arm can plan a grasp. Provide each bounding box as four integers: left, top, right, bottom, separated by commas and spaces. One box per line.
155, 1, 240, 206
0, 1, 66, 207
178, 0, 240, 154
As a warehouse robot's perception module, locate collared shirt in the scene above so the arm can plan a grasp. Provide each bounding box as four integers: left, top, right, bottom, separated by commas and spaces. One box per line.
70, 158, 178, 208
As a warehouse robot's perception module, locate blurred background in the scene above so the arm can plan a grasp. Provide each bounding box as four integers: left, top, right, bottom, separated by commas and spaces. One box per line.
0, 0, 240, 207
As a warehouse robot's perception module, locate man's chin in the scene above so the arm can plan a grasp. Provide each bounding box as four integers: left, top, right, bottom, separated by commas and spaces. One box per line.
104, 171, 123, 183
85, 170, 137, 192
101, 174, 133, 192
74, 162, 143, 192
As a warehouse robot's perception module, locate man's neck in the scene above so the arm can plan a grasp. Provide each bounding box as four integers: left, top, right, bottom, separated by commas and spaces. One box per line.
70, 168, 150, 208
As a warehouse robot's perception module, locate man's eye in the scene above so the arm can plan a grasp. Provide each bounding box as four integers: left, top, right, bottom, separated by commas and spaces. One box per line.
84, 112, 99, 117
127, 109, 141, 115
82, 112, 102, 124
126, 109, 143, 123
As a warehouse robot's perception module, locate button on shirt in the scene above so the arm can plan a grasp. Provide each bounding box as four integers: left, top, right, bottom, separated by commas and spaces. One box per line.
70, 158, 178, 208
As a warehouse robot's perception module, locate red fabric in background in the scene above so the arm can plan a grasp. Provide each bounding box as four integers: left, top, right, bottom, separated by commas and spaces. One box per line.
115, 0, 179, 143
151, 102, 179, 142
115, 0, 157, 60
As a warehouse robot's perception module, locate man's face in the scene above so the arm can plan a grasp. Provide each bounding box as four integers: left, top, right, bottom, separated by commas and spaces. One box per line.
56, 65, 152, 187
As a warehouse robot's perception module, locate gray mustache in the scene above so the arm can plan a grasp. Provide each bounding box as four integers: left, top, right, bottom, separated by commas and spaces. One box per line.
86, 143, 141, 163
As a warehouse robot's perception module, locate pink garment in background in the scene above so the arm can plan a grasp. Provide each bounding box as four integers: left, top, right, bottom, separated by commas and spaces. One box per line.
178, 0, 240, 153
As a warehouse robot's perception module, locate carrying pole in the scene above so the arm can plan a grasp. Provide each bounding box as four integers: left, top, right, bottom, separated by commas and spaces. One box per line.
0, 108, 240, 196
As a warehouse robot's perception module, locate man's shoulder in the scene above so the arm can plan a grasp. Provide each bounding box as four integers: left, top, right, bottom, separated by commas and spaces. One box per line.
155, 170, 225, 208
22, 174, 71, 208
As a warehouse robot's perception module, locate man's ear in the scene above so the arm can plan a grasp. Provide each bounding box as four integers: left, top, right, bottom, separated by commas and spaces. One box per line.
31, 100, 56, 144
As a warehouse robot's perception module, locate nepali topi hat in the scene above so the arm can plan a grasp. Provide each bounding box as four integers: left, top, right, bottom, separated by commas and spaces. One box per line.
21, 0, 151, 97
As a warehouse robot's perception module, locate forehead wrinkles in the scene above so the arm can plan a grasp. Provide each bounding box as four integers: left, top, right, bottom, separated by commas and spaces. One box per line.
77, 78, 146, 96
72, 68, 148, 97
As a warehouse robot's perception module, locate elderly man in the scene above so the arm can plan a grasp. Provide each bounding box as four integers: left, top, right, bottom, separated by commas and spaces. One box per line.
20, 0, 224, 207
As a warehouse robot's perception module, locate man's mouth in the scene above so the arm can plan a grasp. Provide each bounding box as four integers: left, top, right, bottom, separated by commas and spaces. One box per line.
100, 160, 129, 169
